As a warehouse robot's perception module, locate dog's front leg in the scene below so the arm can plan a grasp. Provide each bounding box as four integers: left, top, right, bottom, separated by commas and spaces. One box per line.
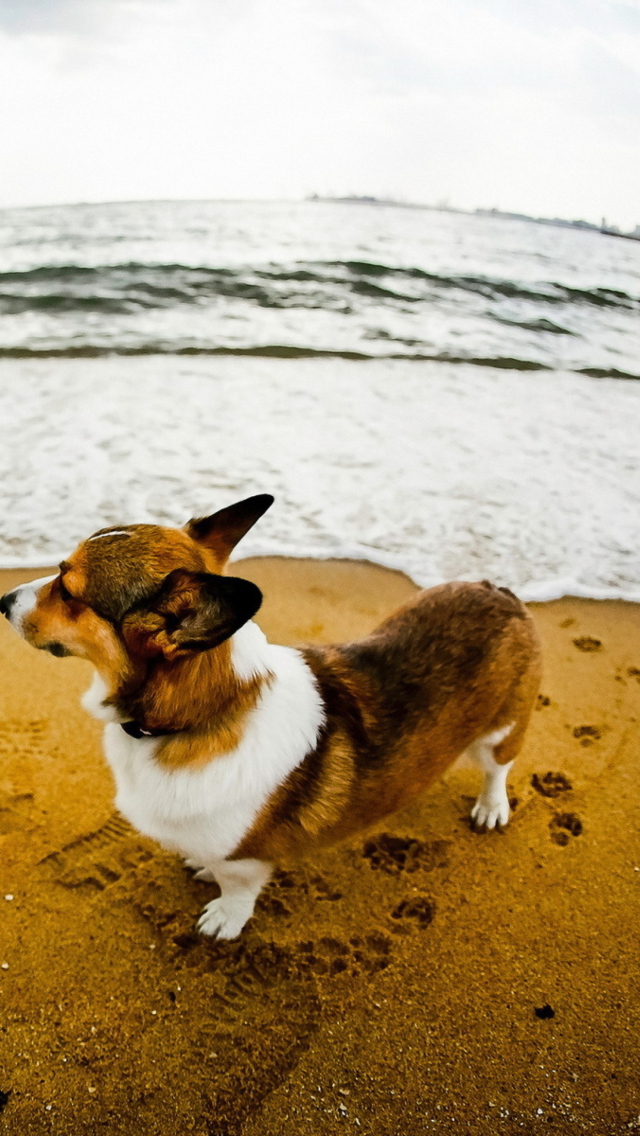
184, 857, 216, 882
196, 858, 272, 940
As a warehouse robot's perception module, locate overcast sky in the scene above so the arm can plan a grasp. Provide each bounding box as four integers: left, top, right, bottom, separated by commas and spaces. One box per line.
0, 0, 638, 227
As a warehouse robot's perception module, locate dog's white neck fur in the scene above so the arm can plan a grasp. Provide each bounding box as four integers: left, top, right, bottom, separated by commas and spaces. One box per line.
83, 621, 325, 864
82, 673, 123, 722
230, 620, 275, 681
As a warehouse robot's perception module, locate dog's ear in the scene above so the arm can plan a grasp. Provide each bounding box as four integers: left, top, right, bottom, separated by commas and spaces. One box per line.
121, 570, 263, 661
185, 494, 274, 564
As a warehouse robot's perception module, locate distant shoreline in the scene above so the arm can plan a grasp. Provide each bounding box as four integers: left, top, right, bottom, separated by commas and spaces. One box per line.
0, 194, 638, 240
306, 194, 640, 242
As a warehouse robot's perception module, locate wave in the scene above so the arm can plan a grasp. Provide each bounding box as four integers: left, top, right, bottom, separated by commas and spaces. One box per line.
575, 366, 640, 380
0, 343, 552, 368
334, 261, 639, 309
2, 342, 638, 378
1, 260, 638, 316
492, 316, 576, 335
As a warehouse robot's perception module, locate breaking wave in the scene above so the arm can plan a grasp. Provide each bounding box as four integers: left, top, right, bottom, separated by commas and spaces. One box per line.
1, 259, 638, 317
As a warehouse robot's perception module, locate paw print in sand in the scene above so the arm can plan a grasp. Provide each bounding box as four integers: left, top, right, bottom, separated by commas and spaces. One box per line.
531, 772, 572, 798
549, 812, 583, 846
390, 895, 436, 932
363, 832, 450, 875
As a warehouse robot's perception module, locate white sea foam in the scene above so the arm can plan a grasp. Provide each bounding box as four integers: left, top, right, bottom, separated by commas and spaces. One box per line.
1, 355, 639, 603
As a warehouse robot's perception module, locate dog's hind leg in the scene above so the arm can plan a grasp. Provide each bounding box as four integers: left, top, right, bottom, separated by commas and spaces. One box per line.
468, 723, 515, 830
197, 858, 272, 940
469, 624, 541, 830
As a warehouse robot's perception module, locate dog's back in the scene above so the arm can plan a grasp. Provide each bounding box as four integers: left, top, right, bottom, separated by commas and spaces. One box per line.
233, 580, 541, 861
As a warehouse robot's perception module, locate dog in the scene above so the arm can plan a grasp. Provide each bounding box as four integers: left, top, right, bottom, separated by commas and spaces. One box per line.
0, 494, 541, 940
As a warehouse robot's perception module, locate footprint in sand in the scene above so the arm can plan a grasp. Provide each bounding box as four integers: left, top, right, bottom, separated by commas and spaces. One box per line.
39, 813, 153, 892
531, 771, 573, 798
167, 936, 323, 1136
549, 812, 583, 846
0, 720, 50, 835
362, 832, 450, 875
572, 636, 602, 652
390, 895, 436, 930
143, 923, 391, 1132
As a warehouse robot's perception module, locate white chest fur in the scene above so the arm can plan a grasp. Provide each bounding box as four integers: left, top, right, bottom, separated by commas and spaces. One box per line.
83, 625, 325, 865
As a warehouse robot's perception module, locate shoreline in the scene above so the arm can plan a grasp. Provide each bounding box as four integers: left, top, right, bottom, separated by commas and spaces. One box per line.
1, 557, 639, 607
2, 354, 639, 603
1, 556, 639, 1134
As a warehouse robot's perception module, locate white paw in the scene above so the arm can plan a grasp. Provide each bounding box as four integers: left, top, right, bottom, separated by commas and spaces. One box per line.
471, 794, 510, 830
184, 859, 216, 883
197, 897, 252, 940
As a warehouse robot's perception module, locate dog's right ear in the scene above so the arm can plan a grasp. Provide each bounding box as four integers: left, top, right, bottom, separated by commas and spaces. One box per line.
121, 569, 263, 661
185, 494, 274, 565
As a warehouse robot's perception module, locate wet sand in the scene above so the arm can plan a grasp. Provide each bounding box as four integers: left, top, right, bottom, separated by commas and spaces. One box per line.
0, 558, 639, 1135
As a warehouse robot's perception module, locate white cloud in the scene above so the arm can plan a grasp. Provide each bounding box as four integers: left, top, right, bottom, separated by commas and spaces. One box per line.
0, 0, 170, 36
0, 0, 638, 226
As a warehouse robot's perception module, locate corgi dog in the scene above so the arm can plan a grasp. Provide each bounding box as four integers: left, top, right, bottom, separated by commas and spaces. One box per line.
0, 495, 541, 940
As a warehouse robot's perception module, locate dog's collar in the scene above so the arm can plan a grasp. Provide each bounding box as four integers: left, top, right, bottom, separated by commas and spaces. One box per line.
121, 720, 180, 740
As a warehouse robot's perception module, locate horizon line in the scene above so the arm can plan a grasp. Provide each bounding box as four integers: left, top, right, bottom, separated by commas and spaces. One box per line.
0, 194, 636, 236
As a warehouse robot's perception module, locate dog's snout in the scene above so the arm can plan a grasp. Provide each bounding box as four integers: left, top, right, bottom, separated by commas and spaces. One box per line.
0, 590, 17, 620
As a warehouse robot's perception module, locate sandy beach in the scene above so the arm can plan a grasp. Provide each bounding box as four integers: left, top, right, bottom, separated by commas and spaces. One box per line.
1, 557, 639, 1135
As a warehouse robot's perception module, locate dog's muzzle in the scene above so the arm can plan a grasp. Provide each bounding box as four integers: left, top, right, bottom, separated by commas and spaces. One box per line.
0, 576, 57, 633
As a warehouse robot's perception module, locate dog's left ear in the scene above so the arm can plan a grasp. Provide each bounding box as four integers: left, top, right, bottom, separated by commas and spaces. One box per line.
185, 494, 274, 564
121, 570, 263, 660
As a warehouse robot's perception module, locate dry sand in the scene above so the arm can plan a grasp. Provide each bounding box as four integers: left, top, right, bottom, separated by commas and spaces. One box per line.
0, 558, 639, 1135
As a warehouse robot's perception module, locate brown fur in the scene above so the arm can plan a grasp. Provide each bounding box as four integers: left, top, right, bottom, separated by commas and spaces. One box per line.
122, 646, 268, 769
232, 581, 541, 861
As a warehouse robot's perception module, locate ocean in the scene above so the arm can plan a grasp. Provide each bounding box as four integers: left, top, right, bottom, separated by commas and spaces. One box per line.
1, 198, 639, 598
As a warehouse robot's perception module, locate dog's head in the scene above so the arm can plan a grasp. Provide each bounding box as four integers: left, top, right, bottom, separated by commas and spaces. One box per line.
0, 495, 272, 686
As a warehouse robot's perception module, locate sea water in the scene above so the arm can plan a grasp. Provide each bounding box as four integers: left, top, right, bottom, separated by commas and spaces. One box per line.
0, 199, 639, 599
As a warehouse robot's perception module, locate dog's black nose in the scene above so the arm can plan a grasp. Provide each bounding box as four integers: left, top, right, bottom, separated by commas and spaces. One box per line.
0, 590, 17, 619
